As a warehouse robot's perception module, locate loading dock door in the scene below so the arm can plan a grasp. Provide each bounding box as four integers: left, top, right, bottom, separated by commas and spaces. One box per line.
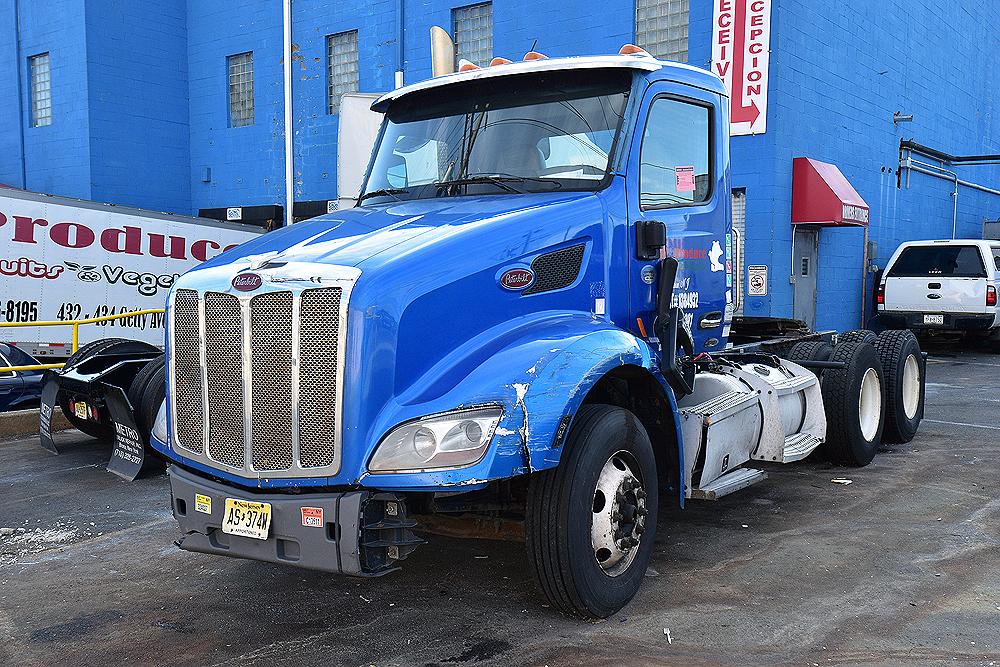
792, 228, 818, 329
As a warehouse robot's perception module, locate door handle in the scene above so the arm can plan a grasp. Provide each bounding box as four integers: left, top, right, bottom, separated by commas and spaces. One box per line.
928, 282, 941, 289
699, 311, 723, 329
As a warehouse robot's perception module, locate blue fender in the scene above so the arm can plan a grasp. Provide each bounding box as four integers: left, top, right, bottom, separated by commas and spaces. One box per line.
361, 313, 684, 504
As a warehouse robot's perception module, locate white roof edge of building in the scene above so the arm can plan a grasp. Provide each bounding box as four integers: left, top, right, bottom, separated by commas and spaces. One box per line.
374, 54, 716, 109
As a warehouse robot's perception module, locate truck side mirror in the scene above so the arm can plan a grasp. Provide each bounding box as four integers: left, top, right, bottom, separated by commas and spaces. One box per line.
654, 257, 695, 396
636, 220, 666, 260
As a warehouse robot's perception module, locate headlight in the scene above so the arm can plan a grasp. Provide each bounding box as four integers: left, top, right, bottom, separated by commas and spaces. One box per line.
151, 399, 168, 444
369, 407, 503, 473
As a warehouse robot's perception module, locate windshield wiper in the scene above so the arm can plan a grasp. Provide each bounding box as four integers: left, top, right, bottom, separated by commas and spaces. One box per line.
358, 187, 409, 203
434, 175, 526, 195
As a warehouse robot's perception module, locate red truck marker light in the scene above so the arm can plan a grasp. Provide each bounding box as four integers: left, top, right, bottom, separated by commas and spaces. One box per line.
876, 283, 885, 306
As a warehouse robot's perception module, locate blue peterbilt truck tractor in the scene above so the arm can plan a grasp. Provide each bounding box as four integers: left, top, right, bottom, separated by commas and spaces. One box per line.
149, 47, 926, 618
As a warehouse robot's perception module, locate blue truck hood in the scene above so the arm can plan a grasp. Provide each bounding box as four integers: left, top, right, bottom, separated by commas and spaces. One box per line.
196, 191, 597, 271
166, 185, 619, 487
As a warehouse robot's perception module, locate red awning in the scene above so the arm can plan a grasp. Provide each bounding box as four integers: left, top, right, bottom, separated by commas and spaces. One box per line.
791, 157, 870, 226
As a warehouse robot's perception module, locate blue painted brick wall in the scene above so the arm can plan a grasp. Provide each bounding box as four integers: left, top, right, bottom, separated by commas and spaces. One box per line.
2, 0, 997, 335
186, 0, 286, 212
691, 0, 1000, 332
85, 0, 191, 213
1, 0, 92, 198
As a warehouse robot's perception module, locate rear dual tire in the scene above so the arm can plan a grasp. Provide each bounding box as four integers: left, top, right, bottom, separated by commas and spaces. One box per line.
526, 405, 658, 619
819, 341, 885, 466
873, 330, 923, 443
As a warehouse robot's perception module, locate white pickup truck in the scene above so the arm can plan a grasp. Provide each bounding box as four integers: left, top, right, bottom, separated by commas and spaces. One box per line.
878, 240, 1000, 343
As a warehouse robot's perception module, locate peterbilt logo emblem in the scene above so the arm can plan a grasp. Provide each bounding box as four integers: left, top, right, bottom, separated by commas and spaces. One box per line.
232, 273, 262, 291
500, 268, 534, 290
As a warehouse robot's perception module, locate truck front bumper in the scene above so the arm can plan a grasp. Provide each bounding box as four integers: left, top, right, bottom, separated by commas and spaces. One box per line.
168, 465, 421, 576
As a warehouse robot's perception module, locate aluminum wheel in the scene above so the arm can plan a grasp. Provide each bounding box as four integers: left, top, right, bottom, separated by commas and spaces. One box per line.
901, 354, 920, 420
591, 450, 648, 577
858, 367, 882, 442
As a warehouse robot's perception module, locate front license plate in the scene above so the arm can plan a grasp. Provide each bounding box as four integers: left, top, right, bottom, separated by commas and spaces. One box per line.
923, 314, 945, 325
73, 401, 88, 420
222, 498, 272, 540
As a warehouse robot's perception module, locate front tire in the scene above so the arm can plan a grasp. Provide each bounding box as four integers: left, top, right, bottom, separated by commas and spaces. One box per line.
525, 404, 658, 619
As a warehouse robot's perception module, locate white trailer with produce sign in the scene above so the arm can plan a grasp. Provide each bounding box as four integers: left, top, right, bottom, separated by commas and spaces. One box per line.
0, 187, 262, 358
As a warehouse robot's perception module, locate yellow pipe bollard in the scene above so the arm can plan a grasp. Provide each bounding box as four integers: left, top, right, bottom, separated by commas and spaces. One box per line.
0, 308, 164, 372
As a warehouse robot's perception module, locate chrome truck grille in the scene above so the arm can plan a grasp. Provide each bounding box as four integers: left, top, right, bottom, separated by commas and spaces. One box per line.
168, 273, 353, 478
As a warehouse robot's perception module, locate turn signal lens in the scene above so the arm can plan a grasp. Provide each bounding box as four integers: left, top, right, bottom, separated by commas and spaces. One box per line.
988, 285, 997, 307
876, 283, 885, 306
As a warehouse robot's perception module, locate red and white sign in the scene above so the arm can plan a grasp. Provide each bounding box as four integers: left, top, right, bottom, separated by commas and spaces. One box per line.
712, 0, 772, 136
300, 507, 323, 527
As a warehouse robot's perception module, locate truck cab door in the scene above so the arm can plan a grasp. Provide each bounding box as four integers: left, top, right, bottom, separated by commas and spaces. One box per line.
624, 83, 731, 353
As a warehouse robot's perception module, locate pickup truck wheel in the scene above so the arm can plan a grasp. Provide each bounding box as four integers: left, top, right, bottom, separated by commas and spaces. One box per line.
819, 341, 885, 466
58, 338, 158, 441
525, 404, 658, 619
873, 330, 923, 443
838, 329, 877, 347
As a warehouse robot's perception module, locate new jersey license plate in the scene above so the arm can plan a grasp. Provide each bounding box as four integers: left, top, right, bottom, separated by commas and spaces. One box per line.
923, 314, 944, 325
222, 498, 272, 540
73, 401, 88, 420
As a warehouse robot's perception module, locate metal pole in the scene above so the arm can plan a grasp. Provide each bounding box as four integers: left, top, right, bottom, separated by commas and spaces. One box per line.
952, 173, 958, 239
396, 0, 405, 88
860, 225, 868, 329
283, 0, 294, 226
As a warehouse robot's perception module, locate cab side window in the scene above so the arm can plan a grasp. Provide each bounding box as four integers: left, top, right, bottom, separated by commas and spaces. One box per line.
639, 98, 711, 209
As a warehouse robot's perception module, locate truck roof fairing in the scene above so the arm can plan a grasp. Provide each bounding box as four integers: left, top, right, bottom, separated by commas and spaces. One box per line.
372, 54, 726, 112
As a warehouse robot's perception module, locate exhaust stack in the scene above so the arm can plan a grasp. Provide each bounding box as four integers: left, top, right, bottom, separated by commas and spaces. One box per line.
430, 26, 455, 76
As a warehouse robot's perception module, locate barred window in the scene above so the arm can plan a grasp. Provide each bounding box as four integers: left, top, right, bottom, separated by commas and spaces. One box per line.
29, 53, 52, 127
327, 30, 359, 115
228, 52, 254, 128
636, 0, 689, 62
453, 3, 492, 68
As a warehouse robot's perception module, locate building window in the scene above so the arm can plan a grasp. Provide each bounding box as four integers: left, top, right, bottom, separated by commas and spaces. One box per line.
453, 2, 492, 68
639, 97, 711, 209
228, 52, 254, 128
327, 30, 359, 115
636, 0, 689, 62
29, 53, 52, 127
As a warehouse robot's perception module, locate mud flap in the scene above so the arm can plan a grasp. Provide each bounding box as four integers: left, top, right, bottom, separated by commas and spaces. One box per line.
103, 383, 147, 481
38, 375, 61, 454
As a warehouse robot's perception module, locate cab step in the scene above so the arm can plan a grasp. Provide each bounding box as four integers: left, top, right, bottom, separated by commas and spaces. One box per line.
690, 467, 767, 500
782, 432, 822, 462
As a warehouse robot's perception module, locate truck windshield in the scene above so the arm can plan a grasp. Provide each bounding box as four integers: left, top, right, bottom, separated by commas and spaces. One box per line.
361, 70, 631, 203
887, 245, 987, 278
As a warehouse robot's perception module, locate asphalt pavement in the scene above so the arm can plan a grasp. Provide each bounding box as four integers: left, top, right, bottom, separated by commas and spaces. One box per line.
1, 347, 998, 666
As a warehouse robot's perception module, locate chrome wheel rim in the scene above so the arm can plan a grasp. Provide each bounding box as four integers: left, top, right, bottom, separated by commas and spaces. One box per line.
591, 450, 647, 577
859, 367, 882, 441
902, 354, 920, 420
